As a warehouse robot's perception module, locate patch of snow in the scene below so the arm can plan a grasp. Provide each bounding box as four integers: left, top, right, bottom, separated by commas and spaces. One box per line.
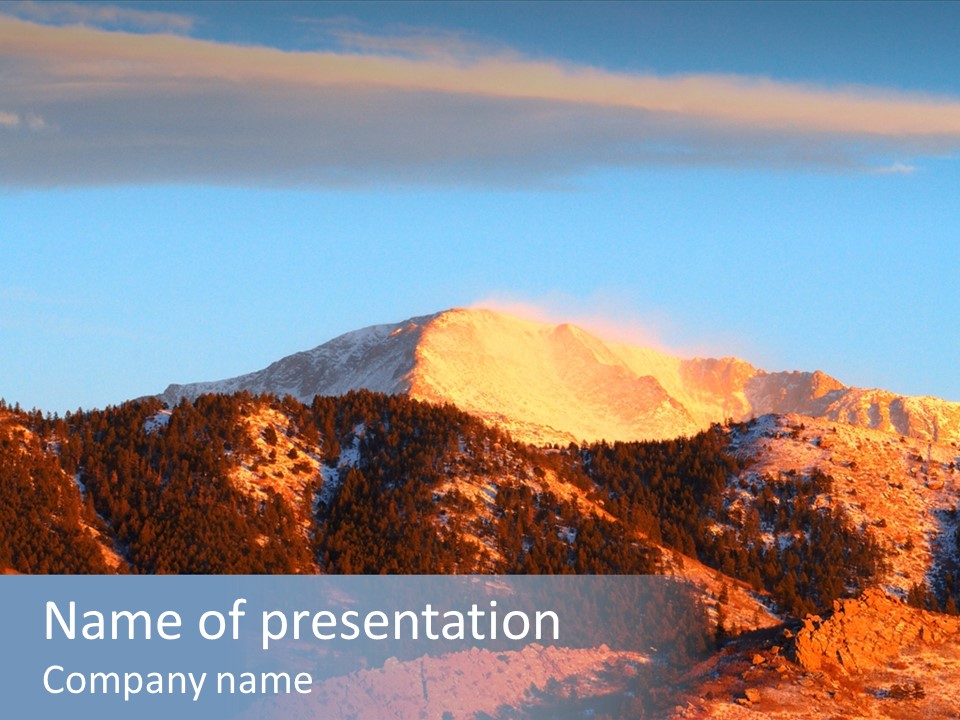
143, 410, 171, 434
73, 472, 87, 498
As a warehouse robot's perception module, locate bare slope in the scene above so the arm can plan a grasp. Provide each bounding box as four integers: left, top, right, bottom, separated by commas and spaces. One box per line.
160, 308, 960, 445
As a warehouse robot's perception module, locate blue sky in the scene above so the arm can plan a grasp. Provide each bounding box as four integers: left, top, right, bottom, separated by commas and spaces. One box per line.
1, 1, 959, 412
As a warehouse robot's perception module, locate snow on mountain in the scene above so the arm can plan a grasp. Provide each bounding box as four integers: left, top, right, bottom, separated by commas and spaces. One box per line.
159, 308, 960, 446
727, 413, 960, 595
161, 313, 439, 404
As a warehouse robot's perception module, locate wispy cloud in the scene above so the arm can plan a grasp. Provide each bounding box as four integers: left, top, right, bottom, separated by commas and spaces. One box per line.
4, 1, 193, 33
24, 112, 48, 131
0, 110, 50, 131
471, 291, 675, 352
873, 161, 917, 175
330, 26, 518, 63
1, 14, 958, 187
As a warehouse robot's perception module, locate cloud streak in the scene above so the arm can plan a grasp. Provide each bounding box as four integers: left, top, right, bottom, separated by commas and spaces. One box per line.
0, 111, 20, 127
1, 14, 959, 187
873, 161, 917, 175
4, 1, 194, 33
0, 109, 50, 131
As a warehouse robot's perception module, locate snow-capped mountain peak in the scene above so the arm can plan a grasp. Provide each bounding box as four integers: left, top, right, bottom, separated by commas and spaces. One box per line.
159, 308, 960, 446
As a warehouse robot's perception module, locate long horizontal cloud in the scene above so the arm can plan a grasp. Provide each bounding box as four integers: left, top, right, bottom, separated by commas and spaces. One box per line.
2, 13, 959, 187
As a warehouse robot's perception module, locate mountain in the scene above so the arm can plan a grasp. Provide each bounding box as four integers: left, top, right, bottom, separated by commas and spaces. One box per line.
159, 308, 960, 446
2, 391, 881, 616
5, 391, 959, 717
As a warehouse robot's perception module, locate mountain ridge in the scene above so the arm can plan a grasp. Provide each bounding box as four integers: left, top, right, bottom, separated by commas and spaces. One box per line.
159, 308, 960, 445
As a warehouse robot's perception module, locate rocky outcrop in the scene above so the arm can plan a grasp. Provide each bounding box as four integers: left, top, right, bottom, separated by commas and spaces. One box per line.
791, 588, 960, 673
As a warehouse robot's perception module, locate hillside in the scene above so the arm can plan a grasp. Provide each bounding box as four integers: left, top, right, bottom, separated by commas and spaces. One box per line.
7, 393, 938, 614
4, 392, 958, 717
159, 308, 960, 446
726, 414, 960, 599
0, 410, 122, 573
2, 393, 665, 576
7, 391, 957, 616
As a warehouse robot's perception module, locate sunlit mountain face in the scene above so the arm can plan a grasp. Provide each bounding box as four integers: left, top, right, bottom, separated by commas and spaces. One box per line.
160, 307, 960, 446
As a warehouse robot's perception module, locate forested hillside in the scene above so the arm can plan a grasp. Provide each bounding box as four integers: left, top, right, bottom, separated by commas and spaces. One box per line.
1, 392, 942, 619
